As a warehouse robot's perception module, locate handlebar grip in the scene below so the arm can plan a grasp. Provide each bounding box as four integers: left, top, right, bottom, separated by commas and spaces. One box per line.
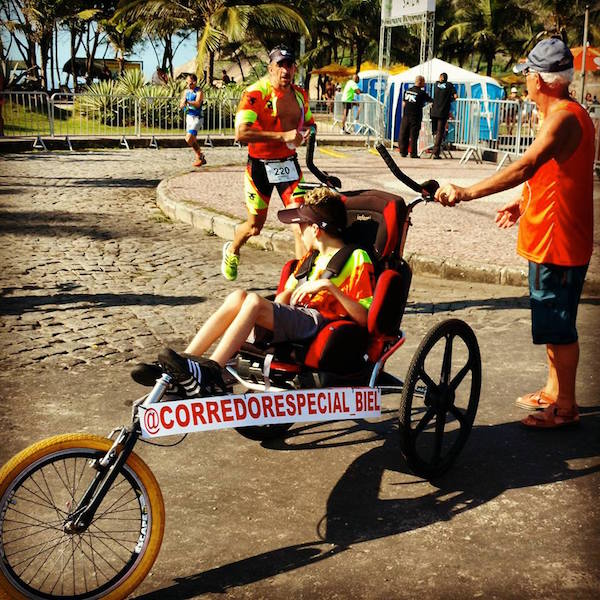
306, 129, 316, 171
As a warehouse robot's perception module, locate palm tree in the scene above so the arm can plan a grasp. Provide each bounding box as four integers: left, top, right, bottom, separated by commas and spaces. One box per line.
441, 0, 531, 76
116, 1, 308, 85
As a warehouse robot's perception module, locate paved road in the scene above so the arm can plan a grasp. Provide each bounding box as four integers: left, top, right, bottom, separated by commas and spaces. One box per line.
1, 150, 599, 599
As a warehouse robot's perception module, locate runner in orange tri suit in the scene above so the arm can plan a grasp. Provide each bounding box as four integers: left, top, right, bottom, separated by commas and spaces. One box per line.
221, 44, 316, 281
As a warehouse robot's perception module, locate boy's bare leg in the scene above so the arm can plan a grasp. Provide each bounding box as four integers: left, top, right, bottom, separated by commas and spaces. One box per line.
185, 290, 247, 356
210, 293, 275, 366
230, 211, 267, 255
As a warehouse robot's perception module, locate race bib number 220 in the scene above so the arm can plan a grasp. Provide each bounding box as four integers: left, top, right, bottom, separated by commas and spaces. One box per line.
265, 159, 298, 184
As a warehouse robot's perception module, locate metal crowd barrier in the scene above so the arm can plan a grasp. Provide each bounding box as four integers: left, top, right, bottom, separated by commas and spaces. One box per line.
2, 91, 598, 173
0, 92, 239, 148
0, 91, 52, 147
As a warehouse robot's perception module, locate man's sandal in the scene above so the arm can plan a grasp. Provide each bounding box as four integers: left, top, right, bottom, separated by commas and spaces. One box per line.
515, 389, 554, 411
521, 404, 580, 429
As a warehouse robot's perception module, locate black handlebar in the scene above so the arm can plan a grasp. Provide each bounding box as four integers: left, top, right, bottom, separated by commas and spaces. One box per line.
375, 142, 439, 199
305, 131, 342, 189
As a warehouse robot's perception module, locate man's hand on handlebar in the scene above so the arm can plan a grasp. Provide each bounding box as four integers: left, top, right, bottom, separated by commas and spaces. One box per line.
434, 183, 470, 207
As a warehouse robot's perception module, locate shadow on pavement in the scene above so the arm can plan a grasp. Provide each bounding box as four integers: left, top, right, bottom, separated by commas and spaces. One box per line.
0, 209, 117, 239
0, 175, 160, 188
0, 291, 206, 315
135, 409, 600, 599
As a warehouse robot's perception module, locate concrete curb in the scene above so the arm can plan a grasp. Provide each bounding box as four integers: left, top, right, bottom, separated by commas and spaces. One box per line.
157, 176, 600, 294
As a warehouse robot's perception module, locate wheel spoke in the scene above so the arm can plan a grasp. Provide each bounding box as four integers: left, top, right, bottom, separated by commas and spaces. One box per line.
433, 410, 446, 463
449, 358, 473, 391
413, 406, 436, 436
440, 334, 453, 385
418, 366, 438, 393
448, 404, 469, 428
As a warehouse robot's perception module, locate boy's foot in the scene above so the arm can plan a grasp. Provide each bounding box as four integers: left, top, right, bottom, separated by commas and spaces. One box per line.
130, 362, 185, 396
157, 348, 226, 397
131, 362, 162, 386
193, 154, 207, 167
521, 404, 580, 429
515, 389, 554, 411
221, 241, 239, 281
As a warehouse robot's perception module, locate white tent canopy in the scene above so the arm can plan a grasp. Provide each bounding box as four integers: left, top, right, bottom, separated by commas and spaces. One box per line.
386, 58, 505, 141
390, 58, 501, 87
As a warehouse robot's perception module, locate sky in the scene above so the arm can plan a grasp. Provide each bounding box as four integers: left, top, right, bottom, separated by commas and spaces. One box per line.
6, 29, 199, 82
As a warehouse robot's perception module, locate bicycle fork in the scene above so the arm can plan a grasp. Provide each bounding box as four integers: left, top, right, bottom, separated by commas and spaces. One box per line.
64, 374, 173, 532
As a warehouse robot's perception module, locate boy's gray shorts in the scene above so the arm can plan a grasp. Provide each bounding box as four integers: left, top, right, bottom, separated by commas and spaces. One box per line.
254, 304, 325, 345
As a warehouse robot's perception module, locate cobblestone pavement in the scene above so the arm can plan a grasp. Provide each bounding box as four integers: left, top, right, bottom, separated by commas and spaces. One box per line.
1, 149, 599, 599
0, 149, 290, 370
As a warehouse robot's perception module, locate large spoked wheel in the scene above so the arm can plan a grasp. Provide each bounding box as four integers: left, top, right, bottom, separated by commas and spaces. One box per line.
234, 423, 294, 441
0, 434, 165, 600
399, 319, 481, 478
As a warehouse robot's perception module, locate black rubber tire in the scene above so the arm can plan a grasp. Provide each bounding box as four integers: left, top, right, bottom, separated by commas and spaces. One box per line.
399, 319, 481, 478
0, 434, 164, 600
234, 423, 294, 441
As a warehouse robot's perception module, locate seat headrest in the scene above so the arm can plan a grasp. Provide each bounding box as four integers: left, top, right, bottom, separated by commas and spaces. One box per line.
342, 190, 408, 262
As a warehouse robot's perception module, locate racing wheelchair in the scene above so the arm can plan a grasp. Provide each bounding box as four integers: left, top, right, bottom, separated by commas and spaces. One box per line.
0, 135, 481, 600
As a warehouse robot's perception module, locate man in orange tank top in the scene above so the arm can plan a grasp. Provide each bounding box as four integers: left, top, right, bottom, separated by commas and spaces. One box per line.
434, 38, 594, 429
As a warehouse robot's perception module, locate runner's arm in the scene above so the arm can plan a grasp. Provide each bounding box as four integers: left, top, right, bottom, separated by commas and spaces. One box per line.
435, 109, 581, 206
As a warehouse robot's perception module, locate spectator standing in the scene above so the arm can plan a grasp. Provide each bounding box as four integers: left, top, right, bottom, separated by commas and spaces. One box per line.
341, 74, 361, 133
505, 86, 521, 135
430, 72, 457, 159
179, 73, 206, 168
435, 38, 593, 429
223, 44, 316, 281
398, 75, 432, 158
222, 69, 231, 85
325, 78, 335, 113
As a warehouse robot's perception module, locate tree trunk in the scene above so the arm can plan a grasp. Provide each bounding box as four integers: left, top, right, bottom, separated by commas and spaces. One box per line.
86, 26, 101, 84
70, 29, 77, 90
40, 32, 51, 90
486, 49, 494, 77
208, 51, 215, 87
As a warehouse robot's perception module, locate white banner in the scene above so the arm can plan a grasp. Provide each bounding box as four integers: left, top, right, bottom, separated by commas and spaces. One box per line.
384, 0, 436, 19
139, 387, 381, 438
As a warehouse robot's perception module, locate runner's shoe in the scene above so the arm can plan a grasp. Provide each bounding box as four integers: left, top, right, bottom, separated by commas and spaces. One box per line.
221, 241, 239, 281
193, 154, 207, 167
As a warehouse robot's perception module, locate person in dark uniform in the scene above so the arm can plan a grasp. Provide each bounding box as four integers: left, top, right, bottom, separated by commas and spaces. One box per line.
430, 72, 457, 159
398, 75, 432, 158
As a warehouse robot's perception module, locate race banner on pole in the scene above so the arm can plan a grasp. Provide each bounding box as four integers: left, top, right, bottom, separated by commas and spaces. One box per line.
139, 387, 381, 438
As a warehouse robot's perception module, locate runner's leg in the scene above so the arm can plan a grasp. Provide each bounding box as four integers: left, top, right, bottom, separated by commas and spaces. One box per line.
230, 158, 273, 256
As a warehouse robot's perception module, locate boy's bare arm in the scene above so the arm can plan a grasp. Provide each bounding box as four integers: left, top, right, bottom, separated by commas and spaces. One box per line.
290, 279, 368, 327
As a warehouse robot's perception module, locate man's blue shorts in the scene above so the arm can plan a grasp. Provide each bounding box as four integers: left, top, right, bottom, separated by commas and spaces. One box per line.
528, 261, 588, 345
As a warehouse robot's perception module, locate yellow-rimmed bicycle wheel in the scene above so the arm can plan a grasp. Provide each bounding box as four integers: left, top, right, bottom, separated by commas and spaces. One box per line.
0, 433, 165, 600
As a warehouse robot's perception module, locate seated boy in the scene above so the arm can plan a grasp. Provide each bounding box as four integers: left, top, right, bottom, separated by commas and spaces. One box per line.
132, 188, 375, 397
